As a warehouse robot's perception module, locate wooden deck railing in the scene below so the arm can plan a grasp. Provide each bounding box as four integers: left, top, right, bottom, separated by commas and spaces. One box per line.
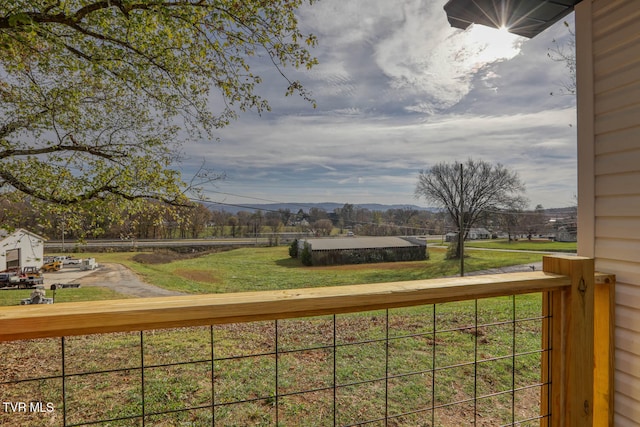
0, 255, 615, 426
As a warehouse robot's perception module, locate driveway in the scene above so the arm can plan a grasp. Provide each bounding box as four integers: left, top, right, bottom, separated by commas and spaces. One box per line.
44, 263, 186, 298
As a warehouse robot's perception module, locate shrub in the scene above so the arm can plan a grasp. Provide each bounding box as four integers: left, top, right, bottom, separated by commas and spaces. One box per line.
446, 239, 459, 260
289, 239, 298, 258
300, 242, 312, 266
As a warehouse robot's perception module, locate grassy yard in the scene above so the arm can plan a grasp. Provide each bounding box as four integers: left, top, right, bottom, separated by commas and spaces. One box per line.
61, 246, 544, 295
1, 246, 548, 426
465, 239, 576, 253
0, 287, 129, 307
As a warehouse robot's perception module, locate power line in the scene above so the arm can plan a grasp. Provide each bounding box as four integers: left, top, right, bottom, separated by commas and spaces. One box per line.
202, 189, 295, 205
198, 189, 344, 213
186, 197, 283, 214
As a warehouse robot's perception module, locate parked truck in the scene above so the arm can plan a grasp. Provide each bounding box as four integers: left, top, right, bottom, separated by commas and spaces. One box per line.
18, 266, 44, 288
0, 272, 19, 288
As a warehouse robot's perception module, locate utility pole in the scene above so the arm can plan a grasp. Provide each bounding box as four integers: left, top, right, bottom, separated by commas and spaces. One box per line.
459, 163, 464, 277
61, 215, 65, 253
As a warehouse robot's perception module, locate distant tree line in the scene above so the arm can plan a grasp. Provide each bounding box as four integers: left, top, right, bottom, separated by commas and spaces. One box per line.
1, 192, 571, 243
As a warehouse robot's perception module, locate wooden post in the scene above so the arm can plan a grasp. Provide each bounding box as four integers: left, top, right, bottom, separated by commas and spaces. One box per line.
593, 273, 615, 426
542, 256, 595, 426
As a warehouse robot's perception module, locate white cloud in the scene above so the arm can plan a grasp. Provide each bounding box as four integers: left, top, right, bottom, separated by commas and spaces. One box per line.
297, 0, 526, 115
185, 106, 575, 207
180, 1, 577, 209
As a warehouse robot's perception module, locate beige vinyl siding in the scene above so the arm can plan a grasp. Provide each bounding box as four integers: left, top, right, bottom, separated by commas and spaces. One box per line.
587, 0, 640, 424
616, 333, 640, 364
596, 173, 640, 197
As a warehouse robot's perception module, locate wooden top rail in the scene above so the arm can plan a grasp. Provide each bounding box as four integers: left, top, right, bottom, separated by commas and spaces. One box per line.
0, 271, 571, 342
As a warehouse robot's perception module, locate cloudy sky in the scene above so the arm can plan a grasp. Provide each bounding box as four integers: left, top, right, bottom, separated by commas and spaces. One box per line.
181, 0, 577, 210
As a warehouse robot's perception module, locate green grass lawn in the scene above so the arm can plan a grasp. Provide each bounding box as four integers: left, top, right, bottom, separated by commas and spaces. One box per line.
465, 238, 576, 252
66, 246, 544, 294
0, 287, 128, 307
0, 246, 543, 306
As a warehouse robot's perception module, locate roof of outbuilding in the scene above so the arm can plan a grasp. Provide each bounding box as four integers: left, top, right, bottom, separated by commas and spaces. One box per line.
304, 236, 426, 251
0, 228, 46, 242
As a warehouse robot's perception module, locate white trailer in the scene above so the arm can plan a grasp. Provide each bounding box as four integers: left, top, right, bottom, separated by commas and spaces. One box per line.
80, 258, 98, 271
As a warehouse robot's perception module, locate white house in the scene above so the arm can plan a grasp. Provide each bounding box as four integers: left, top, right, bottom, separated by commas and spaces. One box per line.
445, 228, 491, 241
0, 229, 45, 272
467, 227, 491, 240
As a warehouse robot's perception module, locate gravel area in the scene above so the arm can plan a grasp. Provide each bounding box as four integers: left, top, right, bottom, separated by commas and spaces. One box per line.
44, 263, 186, 298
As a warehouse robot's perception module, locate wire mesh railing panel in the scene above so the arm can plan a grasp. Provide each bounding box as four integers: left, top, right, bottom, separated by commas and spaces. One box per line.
0, 293, 550, 426
0, 337, 63, 426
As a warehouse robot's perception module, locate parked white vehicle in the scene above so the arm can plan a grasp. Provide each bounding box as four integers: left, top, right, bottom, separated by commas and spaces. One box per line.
63, 257, 82, 265
80, 258, 98, 271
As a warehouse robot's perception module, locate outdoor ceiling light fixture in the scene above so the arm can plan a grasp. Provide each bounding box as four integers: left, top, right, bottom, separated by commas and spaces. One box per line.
443, 0, 582, 38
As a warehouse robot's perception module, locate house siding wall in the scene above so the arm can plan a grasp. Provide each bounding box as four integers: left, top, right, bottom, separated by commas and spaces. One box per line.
579, 1, 640, 424
0, 230, 44, 271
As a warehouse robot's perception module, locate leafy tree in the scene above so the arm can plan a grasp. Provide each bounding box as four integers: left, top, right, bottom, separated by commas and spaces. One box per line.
415, 159, 527, 258
334, 203, 354, 233
0, 1, 317, 228
312, 218, 333, 236
300, 242, 312, 266
186, 203, 213, 238
249, 211, 263, 237
289, 239, 298, 258
227, 215, 238, 238
210, 210, 229, 237
265, 211, 283, 245
236, 211, 251, 236
308, 207, 328, 223
278, 208, 293, 226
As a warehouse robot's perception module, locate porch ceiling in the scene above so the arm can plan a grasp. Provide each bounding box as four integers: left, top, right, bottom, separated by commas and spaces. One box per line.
443, 0, 582, 38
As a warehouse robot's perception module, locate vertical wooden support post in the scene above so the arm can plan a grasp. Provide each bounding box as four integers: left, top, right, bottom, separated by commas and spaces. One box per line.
542, 255, 595, 427
593, 273, 615, 426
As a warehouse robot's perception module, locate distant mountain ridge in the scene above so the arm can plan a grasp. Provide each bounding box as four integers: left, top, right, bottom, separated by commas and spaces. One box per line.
205, 202, 440, 214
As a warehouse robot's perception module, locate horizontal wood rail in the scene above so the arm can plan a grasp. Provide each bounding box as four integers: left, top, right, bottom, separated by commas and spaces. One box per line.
0, 259, 615, 344
0, 271, 574, 342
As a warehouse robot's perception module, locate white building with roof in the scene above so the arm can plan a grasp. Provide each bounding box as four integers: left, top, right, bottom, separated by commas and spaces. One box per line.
0, 228, 45, 271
